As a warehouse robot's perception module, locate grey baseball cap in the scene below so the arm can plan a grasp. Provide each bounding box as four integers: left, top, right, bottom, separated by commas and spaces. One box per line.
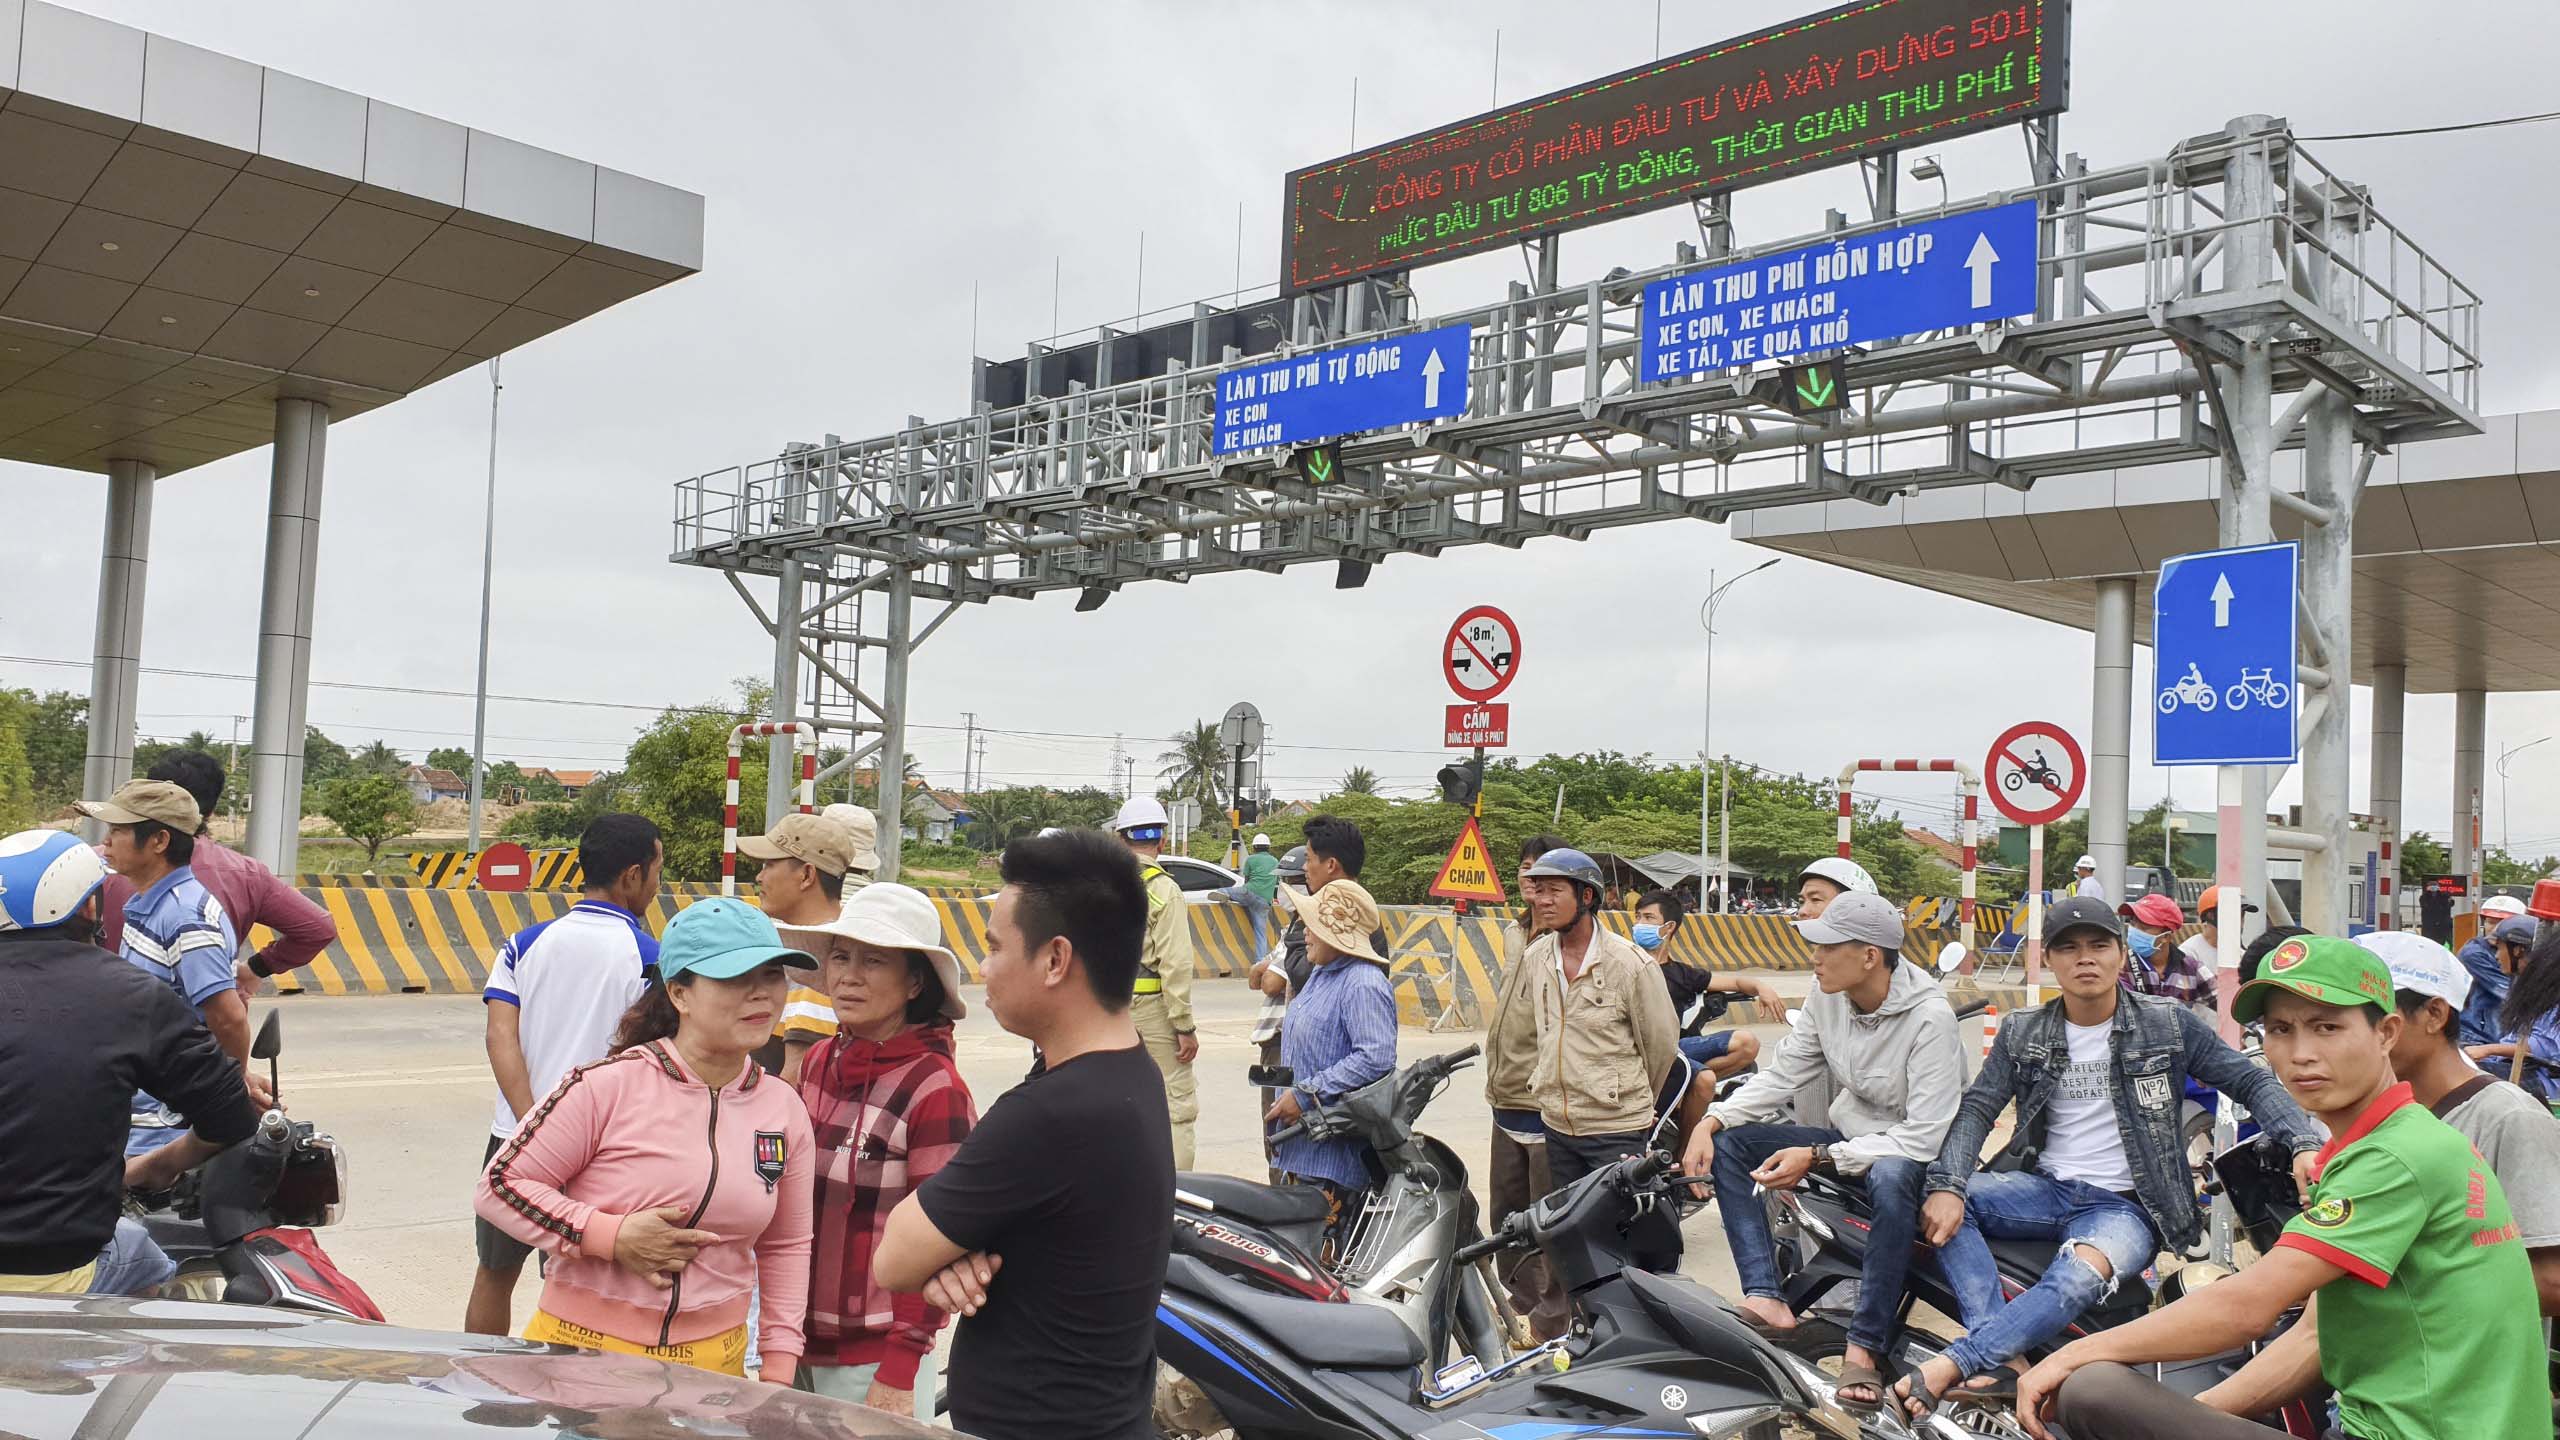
1794, 890, 1904, 950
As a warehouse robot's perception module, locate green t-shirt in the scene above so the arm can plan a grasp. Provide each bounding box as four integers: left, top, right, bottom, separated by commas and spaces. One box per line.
1242, 851, 1280, 902
2279, 1084, 2548, 1440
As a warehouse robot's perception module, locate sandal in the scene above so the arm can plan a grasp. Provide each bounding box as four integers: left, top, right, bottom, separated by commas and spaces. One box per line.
1946, 1370, 2021, 1409
1891, 1373, 1946, 1422
1833, 1362, 1887, 1412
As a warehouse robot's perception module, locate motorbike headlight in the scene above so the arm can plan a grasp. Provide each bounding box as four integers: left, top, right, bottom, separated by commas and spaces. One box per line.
318, 1134, 349, 1227
1685, 1407, 1782, 1439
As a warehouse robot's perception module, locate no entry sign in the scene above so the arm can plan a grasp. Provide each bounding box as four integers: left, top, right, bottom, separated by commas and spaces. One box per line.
1984, 721, 2086, 828
1443, 605, 1520, 703
476, 840, 532, 893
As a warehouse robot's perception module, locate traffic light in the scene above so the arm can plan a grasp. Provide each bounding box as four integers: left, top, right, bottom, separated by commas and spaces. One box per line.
1238, 796, 1260, 824
1436, 756, 1484, 805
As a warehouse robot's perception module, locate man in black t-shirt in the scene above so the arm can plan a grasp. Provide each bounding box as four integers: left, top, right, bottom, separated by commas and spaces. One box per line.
879, 829, 1169, 1440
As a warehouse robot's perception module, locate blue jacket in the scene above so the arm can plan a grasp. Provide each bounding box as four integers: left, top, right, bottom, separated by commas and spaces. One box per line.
2456, 936, 2513, 1049
1926, 990, 2321, 1252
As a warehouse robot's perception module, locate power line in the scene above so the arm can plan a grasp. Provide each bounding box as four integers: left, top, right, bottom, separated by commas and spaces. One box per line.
2298, 109, 2560, 142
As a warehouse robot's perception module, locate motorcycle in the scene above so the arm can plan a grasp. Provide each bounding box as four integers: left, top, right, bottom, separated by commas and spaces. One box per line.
128, 1011, 382, 1320
1177, 1045, 1513, 1370
1759, 1134, 2324, 1437
1158, 1145, 1985, 1440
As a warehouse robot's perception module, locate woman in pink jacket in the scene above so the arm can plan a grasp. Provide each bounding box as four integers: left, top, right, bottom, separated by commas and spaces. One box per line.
476, 898, 817, 1383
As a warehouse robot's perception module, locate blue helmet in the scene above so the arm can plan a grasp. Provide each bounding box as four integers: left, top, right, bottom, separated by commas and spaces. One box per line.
1522, 847, 1606, 896
0, 829, 109, 933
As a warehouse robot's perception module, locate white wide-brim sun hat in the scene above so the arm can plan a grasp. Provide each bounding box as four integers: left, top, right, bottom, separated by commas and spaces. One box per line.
779, 881, 967, 1021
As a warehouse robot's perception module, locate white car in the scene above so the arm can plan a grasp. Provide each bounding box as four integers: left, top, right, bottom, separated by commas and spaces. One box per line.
1157, 855, 1245, 904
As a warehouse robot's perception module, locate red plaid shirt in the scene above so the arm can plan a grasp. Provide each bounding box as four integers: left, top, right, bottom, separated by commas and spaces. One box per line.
795, 1022, 976, 1385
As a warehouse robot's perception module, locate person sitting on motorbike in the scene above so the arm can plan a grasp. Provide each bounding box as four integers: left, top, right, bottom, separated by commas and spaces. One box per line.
2019, 935, 2551, 1440
2118, 893, 2212, 1023
1682, 890, 1964, 1411
2197, 930, 2560, 1427
1895, 897, 2323, 1419
2468, 916, 2559, 1097
1264, 879, 1399, 1255
2453, 896, 2527, 1048
1635, 888, 1782, 1084
1792, 856, 1876, 920
0, 829, 259, 1296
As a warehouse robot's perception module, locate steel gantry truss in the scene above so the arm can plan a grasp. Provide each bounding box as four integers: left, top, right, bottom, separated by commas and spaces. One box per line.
674, 116, 2479, 884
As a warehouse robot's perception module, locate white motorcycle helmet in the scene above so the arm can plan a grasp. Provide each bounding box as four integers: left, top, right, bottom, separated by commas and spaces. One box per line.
1796, 856, 1878, 897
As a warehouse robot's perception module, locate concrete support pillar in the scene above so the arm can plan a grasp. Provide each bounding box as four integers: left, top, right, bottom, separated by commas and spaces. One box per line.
2370, 663, 2405, 928
82, 460, 155, 837
2298, 397, 2359, 935
876, 566, 912, 880
2089, 577, 2135, 902
244, 398, 328, 875
2454, 688, 2487, 918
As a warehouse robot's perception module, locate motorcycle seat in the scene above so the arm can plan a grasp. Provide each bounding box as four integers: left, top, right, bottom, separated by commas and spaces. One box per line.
1165, 1255, 1424, 1370
1177, 1172, 1334, 1230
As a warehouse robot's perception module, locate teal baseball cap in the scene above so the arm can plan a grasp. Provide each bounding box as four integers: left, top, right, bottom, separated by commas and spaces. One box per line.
658, 898, 815, 982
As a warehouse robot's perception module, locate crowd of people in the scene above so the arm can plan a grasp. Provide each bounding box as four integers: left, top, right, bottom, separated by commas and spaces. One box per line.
4, 751, 2559, 1440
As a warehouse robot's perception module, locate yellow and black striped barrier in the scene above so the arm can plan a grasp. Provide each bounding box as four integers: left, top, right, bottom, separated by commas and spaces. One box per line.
408, 850, 583, 889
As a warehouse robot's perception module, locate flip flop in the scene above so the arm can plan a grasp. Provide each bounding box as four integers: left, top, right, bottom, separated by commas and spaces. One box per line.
1832, 1362, 1887, 1412
1891, 1373, 1946, 1422
1946, 1370, 2021, 1409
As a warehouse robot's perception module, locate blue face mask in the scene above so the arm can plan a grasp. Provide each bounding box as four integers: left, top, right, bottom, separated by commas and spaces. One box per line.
1632, 922, 1664, 951
2126, 926, 2157, 962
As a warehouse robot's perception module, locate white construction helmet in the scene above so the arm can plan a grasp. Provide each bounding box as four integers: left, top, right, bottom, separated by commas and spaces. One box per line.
1251, 833, 1271, 848
1112, 795, 1170, 837
1796, 856, 1878, 896
2075, 854, 2097, 872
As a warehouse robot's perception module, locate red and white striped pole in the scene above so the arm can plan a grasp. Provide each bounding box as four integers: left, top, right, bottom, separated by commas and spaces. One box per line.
1836, 758, 1983, 955
724, 722, 819, 899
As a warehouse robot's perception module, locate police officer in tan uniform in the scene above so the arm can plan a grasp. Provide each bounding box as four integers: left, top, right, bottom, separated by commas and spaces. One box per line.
1114, 796, 1199, 1168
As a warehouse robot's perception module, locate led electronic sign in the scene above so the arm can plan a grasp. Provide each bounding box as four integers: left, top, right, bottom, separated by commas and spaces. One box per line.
1281, 0, 2067, 292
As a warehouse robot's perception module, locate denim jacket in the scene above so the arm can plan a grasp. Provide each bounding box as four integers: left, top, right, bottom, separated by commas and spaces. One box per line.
1924, 990, 2321, 1251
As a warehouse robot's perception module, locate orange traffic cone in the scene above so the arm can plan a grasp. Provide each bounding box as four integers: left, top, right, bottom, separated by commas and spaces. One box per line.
1980, 1004, 2002, 1061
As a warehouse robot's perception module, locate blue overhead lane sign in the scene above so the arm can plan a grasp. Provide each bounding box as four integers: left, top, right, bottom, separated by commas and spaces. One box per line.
2153, 541, 2302, 766
1638, 199, 2039, 383
1213, 323, 1471, 456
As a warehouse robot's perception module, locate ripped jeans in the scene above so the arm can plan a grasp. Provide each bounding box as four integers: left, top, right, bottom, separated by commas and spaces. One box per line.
1935, 1170, 2158, 1379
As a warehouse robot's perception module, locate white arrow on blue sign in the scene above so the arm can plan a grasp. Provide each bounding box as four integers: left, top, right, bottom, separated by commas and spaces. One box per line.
2152, 540, 2301, 766
1212, 323, 1471, 456
1637, 200, 2038, 383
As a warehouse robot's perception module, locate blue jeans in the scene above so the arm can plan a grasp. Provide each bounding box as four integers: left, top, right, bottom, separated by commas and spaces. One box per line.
1713, 1123, 1927, 1355
92, 1217, 176, 1295
1679, 1032, 1736, 1066
1219, 886, 1274, 958
1937, 1170, 2159, 1378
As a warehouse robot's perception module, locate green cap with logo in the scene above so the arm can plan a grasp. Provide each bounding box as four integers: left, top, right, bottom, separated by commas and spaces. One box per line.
2232, 933, 2396, 1023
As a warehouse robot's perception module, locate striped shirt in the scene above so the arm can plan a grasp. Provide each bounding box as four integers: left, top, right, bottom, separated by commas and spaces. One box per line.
484, 901, 656, 1138
1271, 957, 1398, 1190
120, 865, 238, 1146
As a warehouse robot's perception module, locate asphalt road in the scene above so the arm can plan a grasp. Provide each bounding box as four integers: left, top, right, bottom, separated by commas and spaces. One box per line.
264, 972, 1990, 1341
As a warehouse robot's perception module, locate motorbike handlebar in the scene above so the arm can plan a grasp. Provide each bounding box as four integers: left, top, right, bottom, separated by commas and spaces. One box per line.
1267, 1121, 1308, 1145
1952, 997, 1992, 1020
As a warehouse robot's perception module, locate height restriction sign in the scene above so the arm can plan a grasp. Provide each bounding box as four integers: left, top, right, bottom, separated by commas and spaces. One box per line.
1984, 720, 2087, 828
1443, 605, 1520, 703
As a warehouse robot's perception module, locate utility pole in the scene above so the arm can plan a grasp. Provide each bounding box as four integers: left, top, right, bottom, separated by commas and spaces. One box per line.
226, 715, 245, 833
975, 733, 988, 792
466, 356, 502, 853
960, 712, 976, 793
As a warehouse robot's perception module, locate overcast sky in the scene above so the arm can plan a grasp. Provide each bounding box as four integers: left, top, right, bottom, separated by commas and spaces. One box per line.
7, 0, 2560, 854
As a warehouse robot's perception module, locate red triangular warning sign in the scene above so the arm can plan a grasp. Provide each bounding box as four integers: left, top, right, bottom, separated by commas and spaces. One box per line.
1429, 817, 1508, 904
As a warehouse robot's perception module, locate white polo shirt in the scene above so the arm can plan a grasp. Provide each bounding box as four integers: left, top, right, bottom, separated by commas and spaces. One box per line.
483, 900, 657, 1138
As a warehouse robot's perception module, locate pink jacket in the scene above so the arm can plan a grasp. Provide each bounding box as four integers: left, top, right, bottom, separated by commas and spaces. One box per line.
475, 1040, 816, 1371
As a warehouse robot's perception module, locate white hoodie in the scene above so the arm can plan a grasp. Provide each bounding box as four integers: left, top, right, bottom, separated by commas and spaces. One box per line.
1705, 958, 1963, 1175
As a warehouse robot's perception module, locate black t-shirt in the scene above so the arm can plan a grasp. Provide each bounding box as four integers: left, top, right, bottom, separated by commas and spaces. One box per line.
918, 1043, 1172, 1440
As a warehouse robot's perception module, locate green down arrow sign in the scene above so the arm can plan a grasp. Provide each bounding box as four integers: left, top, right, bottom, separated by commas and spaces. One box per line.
1777, 358, 1848, 416
1297, 444, 1341, 484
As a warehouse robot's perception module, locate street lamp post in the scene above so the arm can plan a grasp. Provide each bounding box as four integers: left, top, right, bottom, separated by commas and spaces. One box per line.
2497, 735, 2549, 855
1700, 559, 1779, 910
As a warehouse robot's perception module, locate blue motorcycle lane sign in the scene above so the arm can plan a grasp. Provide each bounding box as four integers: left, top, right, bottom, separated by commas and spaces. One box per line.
2152, 541, 2300, 766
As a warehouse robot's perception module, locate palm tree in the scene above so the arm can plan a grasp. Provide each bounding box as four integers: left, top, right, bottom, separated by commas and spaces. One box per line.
1339, 765, 1380, 796
1157, 721, 1230, 812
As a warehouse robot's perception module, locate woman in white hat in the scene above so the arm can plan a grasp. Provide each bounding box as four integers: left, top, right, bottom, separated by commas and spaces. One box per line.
784, 883, 976, 1413
1262, 878, 1398, 1253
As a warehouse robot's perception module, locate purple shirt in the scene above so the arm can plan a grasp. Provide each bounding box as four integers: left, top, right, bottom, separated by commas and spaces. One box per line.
98, 838, 337, 974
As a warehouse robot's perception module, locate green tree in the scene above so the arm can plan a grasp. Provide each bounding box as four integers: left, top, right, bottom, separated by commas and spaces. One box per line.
1339, 765, 1380, 796
1157, 722, 1230, 815
2481, 847, 2558, 887
319, 773, 419, 865
618, 685, 771, 882
525, 768, 566, 801
301, 726, 352, 785
1, 690, 87, 806
500, 803, 585, 843
353, 740, 405, 777
0, 692, 41, 831
2400, 831, 2452, 880
426, 747, 473, 777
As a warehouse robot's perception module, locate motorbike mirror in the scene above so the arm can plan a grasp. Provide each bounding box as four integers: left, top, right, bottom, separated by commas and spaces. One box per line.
250, 1010, 283, 1060
1936, 941, 1967, 974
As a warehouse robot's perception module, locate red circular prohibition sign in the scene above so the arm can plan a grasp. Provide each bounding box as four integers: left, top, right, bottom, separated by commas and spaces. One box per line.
1984, 720, 2086, 828
1442, 605, 1522, 703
